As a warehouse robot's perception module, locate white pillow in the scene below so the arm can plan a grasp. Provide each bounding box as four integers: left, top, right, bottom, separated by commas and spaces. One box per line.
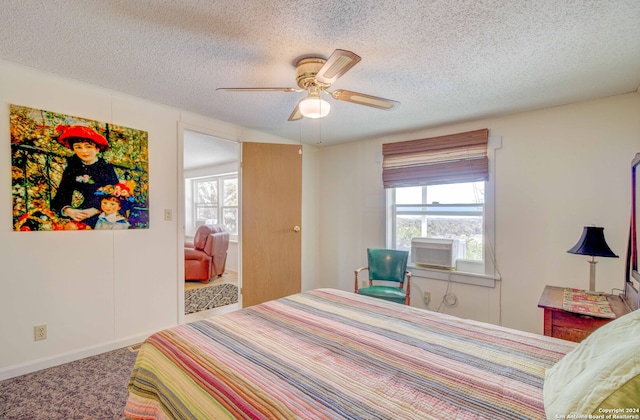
543, 308, 640, 419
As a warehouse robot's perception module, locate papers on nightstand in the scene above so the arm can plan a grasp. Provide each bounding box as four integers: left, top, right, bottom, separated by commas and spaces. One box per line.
562, 288, 616, 319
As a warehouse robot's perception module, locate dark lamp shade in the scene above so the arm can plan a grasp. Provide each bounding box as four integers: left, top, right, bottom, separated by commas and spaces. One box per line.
567, 226, 619, 258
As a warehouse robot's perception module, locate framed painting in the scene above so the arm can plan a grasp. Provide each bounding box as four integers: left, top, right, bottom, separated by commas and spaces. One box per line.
10, 104, 149, 231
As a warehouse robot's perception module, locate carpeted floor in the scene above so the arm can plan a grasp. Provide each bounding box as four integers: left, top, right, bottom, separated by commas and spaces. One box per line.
0, 346, 138, 419
1, 274, 239, 418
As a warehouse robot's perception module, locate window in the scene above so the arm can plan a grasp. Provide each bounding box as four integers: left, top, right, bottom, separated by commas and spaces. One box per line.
191, 174, 238, 238
383, 129, 497, 278
389, 181, 484, 261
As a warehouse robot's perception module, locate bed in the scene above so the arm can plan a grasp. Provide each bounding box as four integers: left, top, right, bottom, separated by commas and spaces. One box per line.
124, 288, 593, 419
125, 150, 640, 419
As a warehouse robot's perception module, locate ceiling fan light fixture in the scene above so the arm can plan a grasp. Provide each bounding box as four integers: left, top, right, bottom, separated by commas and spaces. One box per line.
218, 49, 398, 121
298, 95, 331, 119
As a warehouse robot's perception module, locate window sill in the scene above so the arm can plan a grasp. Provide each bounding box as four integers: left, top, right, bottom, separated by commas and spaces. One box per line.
408, 264, 500, 288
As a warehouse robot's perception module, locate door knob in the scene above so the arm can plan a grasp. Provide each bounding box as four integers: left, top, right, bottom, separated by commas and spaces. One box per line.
293, 226, 301, 232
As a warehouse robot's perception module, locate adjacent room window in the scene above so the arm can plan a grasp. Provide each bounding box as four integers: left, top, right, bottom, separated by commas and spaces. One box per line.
384, 129, 495, 276
192, 174, 238, 238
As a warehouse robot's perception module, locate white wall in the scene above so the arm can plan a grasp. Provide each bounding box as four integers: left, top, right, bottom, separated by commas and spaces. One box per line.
301, 144, 320, 293
318, 92, 640, 334
0, 60, 319, 379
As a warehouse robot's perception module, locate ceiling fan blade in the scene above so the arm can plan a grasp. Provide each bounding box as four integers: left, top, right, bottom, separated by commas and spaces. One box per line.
288, 103, 303, 121
315, 49, 361, 84
331, 89, 399, 110
216, 87, 302, 92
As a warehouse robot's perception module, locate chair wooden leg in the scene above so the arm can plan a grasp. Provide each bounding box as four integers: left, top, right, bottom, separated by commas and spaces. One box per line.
405, 271, 411, 305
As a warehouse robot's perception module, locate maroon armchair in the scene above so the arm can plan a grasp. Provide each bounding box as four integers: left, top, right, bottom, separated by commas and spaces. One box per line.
184, 224, 229, 283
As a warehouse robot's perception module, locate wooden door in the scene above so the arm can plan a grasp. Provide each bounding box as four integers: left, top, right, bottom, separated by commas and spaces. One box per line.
241, 142, 302, 307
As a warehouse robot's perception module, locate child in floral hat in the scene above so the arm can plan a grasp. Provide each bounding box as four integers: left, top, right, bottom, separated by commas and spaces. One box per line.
93, 183, 134, 230
50, 124, 119, 228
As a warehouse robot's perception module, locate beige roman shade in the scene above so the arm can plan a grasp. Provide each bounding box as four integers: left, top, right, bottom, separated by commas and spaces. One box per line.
382, 128, 489, 188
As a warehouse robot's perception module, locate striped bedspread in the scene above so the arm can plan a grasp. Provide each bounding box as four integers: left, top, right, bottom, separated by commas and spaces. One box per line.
125, 288, 575, 419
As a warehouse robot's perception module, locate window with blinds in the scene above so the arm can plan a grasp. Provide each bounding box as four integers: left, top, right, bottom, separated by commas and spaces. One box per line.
384, 129, 490, 275
382, 129, 488, 188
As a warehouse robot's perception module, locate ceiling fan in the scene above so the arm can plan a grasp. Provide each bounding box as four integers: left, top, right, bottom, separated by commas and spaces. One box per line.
216, 49, 399, 121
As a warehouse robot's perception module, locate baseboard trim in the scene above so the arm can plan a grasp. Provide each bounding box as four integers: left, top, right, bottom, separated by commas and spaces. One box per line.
0, 330, 159, 381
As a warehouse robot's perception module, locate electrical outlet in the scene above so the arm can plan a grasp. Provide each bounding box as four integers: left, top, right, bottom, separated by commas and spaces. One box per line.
34, 324, 47, 341
423, 292, 431, 305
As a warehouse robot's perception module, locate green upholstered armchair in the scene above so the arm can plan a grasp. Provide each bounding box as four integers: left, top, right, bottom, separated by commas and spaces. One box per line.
354, 248, 411, 305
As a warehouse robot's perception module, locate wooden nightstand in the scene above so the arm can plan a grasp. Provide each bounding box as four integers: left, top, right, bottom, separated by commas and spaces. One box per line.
537, 285, 631, 343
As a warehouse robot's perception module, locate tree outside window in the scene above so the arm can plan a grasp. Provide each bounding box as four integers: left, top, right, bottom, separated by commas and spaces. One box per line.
391, 182, 484, 261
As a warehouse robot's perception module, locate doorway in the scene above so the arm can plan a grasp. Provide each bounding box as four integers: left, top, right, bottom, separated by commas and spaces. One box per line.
182, 128, 240, 321
178, 127, 305, 321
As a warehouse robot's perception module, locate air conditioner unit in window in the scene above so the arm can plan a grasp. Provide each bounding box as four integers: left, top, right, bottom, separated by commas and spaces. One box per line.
410, 238, 462, 270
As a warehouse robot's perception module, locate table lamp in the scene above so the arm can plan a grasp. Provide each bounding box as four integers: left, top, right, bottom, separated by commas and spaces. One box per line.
567, 226, 618, 292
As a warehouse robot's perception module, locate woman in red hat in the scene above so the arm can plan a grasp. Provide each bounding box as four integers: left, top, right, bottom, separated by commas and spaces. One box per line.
50, 125, 119, 228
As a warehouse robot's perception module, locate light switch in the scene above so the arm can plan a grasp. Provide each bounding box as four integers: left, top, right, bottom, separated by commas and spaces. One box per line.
164, 209, 172, 221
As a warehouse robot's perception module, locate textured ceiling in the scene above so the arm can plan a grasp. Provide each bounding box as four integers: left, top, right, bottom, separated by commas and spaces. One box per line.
1, 1, 639, 147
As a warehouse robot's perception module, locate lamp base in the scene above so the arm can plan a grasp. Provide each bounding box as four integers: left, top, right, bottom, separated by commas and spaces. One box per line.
588, 258, 597, 292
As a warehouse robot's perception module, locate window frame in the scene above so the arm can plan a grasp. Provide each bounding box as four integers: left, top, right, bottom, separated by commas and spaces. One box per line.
385, 136, 500, 286
192, 177, 218, 224
189, 172, 238, 240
